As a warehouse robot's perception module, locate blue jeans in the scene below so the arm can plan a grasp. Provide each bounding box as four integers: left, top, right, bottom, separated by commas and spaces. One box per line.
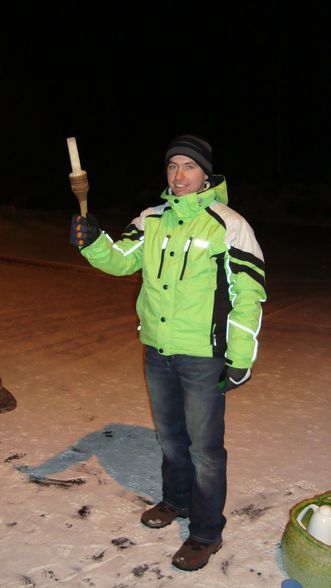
144, 345, 227, 543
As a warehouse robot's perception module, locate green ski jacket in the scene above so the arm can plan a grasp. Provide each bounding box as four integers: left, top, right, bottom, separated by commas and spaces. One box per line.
81, 176, 266, 368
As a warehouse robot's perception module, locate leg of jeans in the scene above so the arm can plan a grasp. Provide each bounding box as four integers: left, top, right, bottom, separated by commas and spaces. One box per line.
174, 354, 227, 543
144, 346, 193, 511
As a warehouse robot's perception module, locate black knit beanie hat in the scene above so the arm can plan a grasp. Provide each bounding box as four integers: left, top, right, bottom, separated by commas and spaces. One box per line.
165, 134, 213, 176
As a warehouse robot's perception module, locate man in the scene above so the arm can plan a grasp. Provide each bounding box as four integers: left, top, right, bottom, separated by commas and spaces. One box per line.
70, 134, 266, 571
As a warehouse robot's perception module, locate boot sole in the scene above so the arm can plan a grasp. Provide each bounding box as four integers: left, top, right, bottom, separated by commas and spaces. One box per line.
172, 539, 223, 571
141, 513, 188, 529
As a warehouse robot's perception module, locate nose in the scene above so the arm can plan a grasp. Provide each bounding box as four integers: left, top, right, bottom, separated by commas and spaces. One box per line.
175, 166, 185, 180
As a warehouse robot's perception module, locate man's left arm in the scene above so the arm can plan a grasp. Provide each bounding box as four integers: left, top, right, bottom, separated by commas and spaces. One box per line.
223, 218, 267, 391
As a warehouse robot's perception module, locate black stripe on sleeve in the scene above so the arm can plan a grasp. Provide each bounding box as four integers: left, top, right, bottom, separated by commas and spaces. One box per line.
121, 224, 144, 241
147, 206, 172, 219
230, 262, 266, 289
229, 246, 265, 271
206, 207, 226, 228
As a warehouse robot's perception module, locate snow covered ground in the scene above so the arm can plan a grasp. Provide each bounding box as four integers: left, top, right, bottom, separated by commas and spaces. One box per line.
0, 206, 330, 587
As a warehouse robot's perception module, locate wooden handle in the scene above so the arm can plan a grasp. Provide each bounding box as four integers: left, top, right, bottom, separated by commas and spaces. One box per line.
66, 137, 89, 217
69, 171, 89, 217
67, 137, 82, 173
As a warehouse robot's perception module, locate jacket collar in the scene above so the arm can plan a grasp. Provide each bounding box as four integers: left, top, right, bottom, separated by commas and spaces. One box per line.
160, 175, 228, 219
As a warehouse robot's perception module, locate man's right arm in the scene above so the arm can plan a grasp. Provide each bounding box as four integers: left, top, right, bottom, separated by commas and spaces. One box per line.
70, 212, 144, 276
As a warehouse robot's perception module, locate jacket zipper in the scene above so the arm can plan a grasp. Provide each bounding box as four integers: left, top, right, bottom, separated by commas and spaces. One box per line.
157, 235, 170, 278
179, 237, 193, 280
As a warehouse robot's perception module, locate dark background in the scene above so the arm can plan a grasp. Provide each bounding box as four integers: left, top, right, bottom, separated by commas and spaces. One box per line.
0, 1, 330, 224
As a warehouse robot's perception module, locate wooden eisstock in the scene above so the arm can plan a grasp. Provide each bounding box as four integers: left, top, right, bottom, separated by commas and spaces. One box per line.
66, 137, 89, 217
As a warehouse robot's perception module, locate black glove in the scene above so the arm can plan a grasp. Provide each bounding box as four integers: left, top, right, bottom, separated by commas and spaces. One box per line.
70, 213, 101, 248
219, 366, 251, 393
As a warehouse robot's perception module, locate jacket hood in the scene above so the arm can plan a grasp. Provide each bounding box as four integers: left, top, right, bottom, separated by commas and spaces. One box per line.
209, 175, 228, 205
160, 175, 228, 219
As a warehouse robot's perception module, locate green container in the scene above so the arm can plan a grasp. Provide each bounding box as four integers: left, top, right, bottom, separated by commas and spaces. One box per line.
281, 490, 331, 588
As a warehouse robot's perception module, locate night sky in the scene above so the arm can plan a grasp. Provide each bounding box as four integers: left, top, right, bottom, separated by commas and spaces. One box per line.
0, 2, 330, 215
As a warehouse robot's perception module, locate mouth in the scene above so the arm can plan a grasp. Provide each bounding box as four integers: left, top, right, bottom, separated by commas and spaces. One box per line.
174, 184, 189, 194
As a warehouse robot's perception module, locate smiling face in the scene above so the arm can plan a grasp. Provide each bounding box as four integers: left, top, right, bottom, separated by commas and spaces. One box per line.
167, 155, 208, 196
